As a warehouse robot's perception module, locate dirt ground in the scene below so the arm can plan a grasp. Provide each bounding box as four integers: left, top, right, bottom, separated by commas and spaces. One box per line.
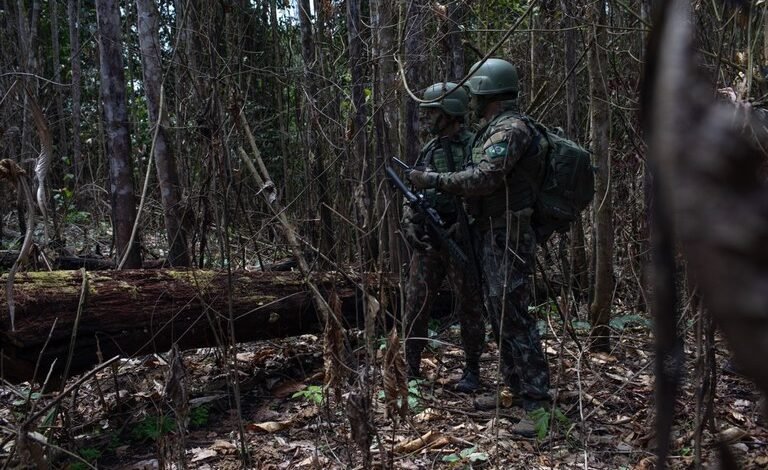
1, 315, 766, 469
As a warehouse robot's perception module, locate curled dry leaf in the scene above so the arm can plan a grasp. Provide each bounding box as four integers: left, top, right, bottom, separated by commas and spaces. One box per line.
394, 430, 450, 454
248, 420, 294, 433
382, 327, 408, 421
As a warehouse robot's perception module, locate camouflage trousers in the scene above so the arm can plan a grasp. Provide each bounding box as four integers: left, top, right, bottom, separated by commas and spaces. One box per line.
475, 219, 550, 401
403, 243, 486, 374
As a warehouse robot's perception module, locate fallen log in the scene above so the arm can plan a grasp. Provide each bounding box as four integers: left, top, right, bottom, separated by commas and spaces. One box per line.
0, 269, 453, 383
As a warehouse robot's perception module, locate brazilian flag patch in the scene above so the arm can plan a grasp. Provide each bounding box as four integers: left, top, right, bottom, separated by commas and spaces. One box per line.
484, 142, 508, 159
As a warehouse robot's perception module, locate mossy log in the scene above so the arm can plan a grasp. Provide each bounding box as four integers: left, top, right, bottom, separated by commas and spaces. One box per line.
0, 269, 454, 383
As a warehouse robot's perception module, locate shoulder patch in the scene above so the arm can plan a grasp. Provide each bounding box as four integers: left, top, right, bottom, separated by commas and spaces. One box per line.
484, 142, 508, 159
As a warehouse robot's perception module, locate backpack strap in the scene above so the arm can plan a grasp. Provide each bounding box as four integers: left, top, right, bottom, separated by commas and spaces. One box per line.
515, 115, 549, 203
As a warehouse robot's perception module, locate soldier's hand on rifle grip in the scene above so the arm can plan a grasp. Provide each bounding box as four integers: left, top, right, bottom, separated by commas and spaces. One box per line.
408, 170, 441, 190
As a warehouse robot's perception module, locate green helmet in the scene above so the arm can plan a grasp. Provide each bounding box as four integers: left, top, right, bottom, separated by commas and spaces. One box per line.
466, 58, 519, 96
419, 82, 469, 116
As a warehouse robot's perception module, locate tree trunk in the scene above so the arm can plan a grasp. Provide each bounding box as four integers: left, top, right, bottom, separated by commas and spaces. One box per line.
347, 0, 375, 265
15, 0, 41, 161
0, 270, 448, 384
96, 0, 142, 268
588, 0, 614, 352
299, 0, 335, 264
403, 0, 427, 165
270, 0, 291, 204
49, 0, 68, 167
562, 0, 589, 302
67, 0, 82, 182
135, 0, 190, 267
372, 0, 404, 273
447, 1, 466, 79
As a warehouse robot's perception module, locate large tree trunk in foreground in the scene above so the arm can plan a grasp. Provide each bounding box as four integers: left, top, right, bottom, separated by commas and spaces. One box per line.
0, 270, 451, 383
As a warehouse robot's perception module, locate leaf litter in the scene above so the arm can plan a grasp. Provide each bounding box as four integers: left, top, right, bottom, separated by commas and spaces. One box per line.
0, 320, 766, 468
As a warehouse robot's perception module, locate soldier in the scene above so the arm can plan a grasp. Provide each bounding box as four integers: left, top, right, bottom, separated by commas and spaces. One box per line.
408, 59, 551, 415
402, 82, 486, 393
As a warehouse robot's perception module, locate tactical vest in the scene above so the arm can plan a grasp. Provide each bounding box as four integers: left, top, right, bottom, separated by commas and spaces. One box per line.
465, 110, 546, 223
416, 129, 473, 218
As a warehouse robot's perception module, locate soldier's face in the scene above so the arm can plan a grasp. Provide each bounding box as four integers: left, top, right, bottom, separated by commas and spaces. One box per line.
469, 95, 488, 124
421, 108, 447, 136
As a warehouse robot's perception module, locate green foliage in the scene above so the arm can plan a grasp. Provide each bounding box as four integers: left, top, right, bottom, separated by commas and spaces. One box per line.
52, 186, 91, 225
406, 379, 424, 412
67, 446, 102, 470
12, 390, 41, 408
529, 407, 570, 441
78, 446, 101, 462
442, 446, 489, 466
190, 405, 210, 428
376, 379, 425, 413
610, 314, 650, 331
292, 385, 324, 405
529, 301, 557, 318
571, 320, 592, 331
131, 415, 175, 442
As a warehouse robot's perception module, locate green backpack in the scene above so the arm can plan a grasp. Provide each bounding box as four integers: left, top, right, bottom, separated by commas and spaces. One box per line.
522, 118, 595, 242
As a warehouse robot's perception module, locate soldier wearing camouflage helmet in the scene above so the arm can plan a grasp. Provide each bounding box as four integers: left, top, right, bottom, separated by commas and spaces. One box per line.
408, 59, 551, 418
401, 82, 486, 393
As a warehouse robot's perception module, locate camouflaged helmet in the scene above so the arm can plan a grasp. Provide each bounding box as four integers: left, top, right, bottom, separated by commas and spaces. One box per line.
419, 82, 469, 116
466, 58, 519, 96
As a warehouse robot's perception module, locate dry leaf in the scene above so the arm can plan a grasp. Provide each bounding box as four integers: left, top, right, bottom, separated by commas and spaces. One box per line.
414, 408, 442, 423
590, 352, 617, 364
248, 420, 293, 433
394, 430, 444, 454
719, 426, 747, 443
382, 327, 408, 421
190, 447, 217, 463
210, 439, 237, 452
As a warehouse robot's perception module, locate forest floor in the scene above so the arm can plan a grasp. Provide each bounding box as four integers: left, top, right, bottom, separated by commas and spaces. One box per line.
1, 311, 766, 469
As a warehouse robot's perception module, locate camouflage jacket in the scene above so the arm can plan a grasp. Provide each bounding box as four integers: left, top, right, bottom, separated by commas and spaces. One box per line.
404, 128, 474, 224
437, 101, 544, 224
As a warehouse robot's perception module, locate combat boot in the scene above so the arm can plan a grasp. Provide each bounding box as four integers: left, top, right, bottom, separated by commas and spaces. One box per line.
509, 418, 537, 438
453, 369, 481, 393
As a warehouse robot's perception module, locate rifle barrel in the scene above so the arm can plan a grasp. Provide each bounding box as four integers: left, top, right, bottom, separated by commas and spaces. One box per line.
392, 157, 410, 170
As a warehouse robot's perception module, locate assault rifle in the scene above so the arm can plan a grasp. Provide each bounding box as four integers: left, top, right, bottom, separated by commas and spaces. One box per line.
437, 137, 485, 287
386, 158, 468, 265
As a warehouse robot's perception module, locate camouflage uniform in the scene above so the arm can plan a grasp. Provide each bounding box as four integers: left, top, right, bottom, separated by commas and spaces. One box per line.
435, 100, 551, 402
402, 128, 486, 378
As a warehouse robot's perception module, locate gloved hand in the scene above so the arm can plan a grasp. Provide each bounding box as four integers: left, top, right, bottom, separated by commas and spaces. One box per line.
403, 222, 432, 252
408, 170, 440, 190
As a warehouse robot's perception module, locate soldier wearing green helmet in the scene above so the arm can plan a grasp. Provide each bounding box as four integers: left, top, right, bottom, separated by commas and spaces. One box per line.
409, 59, 551, 422
401, 81, 485, 393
